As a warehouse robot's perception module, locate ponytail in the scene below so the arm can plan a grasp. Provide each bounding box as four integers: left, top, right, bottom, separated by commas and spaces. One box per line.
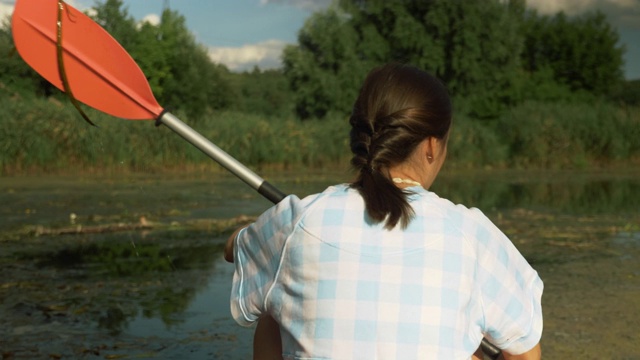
348, 63, 451, 230
349, 107, 416, 230
352, 168, 414, 230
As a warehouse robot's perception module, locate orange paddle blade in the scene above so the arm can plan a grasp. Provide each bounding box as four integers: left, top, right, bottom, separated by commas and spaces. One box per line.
12, 0, 163, 120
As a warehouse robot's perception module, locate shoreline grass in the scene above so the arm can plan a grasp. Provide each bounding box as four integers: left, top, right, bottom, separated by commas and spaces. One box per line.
1, 96, 638, 176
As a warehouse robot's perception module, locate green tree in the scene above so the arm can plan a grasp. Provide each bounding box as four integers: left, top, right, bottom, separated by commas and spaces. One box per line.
283, 7, 366, 119
610, 79, 640, 106
228, 67, 294, 117
0, 20, 60, 98
154, 9, 234, 119
422, 0, 525, 118
90, 0, 138, 51
132, 21, 172, 99
284, 0, 525, 119
521, 10, 625, 96
90, 1, 234, 120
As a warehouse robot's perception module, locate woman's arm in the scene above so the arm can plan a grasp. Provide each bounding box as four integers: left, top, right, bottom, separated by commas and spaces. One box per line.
224, 226, 247, 263
225, 226, 283, 359
253, 315, 282, 360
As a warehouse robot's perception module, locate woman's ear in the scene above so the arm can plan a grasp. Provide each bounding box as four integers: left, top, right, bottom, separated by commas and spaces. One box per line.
425, 137, 438, 163
417, 137, 444, 165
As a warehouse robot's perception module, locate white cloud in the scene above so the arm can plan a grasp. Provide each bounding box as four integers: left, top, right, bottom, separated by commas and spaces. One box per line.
606, 0, 638, 8
208, 39, 289, 72
527, 0, 596, 15
55, 0, 91, 12
259, 0, 332, 11
526, 0, 640, 29
527, 0, 640, 15
0, 2, 13, 25
0, 0, 92, 27
0, 0, 89, 17
140, 13, 160, 26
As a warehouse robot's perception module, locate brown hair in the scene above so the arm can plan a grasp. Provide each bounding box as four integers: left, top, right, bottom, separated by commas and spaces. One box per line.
349, 63, 452, 229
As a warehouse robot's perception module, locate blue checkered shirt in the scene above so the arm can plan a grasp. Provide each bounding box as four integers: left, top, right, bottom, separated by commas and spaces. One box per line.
231, 184, 543, 359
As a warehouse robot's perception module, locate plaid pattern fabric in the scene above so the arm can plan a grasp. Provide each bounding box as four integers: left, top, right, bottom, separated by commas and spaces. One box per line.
231, 184, 543, 359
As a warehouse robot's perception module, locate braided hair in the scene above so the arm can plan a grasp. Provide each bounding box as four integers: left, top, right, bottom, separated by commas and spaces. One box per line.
350, 63, 452, 230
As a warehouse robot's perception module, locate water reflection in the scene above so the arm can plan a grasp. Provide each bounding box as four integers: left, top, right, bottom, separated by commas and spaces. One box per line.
125, 254, 244, 338
35, 233, 223, 277
611, 230, 640, 267
613, 230, 640, 247
17, 230, 227, 336
434, 171, 640, 214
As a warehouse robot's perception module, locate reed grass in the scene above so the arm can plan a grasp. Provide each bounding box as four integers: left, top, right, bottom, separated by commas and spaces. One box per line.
496, 101, 640, 168
1, 96, 638, 175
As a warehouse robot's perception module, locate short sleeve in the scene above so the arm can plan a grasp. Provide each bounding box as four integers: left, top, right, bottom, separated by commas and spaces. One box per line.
469, 208, 544, 355
230, 195, 301, 327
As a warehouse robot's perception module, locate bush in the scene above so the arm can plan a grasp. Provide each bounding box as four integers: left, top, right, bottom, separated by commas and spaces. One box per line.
447, 113, 508, 168
496, 101, 640, 168
1, 96, 638, 175
0, 98, 352, 174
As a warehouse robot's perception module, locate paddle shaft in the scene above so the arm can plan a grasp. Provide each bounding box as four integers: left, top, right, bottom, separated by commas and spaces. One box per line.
157, 111, 285, 204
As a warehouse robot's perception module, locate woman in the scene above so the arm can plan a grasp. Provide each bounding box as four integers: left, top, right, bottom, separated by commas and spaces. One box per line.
225, 63, 543, 359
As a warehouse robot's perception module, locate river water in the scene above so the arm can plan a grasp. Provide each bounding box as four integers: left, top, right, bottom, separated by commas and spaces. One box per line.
1, 169, 638, 359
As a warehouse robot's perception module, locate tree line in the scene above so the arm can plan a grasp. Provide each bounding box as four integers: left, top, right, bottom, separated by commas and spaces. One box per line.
283, 0, 633, 119
1, 0, 637, 122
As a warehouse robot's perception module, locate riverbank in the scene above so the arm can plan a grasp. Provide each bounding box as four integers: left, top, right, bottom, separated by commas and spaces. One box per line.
2, 97, 639, 176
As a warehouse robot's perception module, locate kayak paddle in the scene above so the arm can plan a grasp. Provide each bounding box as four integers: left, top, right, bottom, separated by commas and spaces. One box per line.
11, 1, 501, 358
11, 0, 285, 204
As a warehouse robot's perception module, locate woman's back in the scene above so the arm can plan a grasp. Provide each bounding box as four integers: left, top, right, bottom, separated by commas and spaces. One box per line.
232, 185, 543, 359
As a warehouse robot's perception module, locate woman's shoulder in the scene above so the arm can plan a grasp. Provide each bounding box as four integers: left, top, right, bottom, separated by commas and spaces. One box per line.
300, 183, 361, 204
421, 192, 513, 254
290, 184, 368, 226
411, 189, 495, 229
282, 184, 359, 216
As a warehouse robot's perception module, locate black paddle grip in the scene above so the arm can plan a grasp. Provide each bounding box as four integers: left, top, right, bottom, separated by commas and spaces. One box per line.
258, 181, 287, 205
481, 338, 502, 359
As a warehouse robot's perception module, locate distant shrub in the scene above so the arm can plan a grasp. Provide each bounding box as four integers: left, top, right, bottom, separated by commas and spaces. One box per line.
1, 97, 638, 175
447, 113, 508, 168
496, 101, 640, 168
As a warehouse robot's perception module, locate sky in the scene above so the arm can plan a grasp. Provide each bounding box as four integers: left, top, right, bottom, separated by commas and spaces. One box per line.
1, 0, 639, 79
